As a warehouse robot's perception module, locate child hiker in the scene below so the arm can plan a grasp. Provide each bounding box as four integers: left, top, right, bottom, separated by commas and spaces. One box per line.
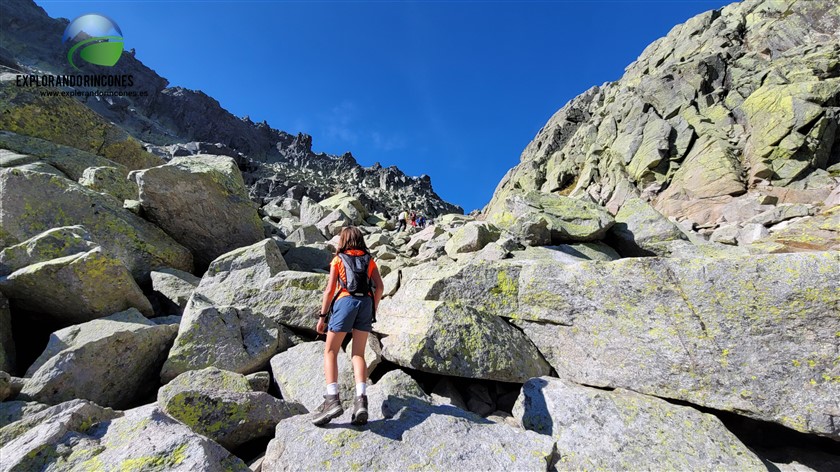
313, 226, 384, 426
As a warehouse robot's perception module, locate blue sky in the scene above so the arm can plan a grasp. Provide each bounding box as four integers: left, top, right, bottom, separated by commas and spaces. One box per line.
38, 0, 731, 212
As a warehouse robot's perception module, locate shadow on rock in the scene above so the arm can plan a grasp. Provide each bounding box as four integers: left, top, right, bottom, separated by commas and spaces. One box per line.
321, 395, 492, 441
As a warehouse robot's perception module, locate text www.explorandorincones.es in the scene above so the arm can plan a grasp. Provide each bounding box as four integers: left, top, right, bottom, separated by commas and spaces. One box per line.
38, 89, 149, 98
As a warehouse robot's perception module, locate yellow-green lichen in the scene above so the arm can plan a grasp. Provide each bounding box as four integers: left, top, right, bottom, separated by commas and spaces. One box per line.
0, 85, 162, 170
116, 443, 189, 471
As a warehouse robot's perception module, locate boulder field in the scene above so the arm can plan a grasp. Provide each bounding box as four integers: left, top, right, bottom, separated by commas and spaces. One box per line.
1, 0, 839, 470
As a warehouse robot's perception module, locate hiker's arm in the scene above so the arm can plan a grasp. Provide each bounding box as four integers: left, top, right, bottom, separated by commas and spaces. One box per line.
371, 267, 384, 310
321, 265, 338, 315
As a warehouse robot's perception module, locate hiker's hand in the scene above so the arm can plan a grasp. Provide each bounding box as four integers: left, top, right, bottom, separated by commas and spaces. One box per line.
316, 318, 326, 334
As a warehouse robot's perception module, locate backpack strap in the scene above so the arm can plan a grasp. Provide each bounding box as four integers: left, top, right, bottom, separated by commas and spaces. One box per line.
328, 287, 341, 316
360, 253, 374, 298
362, 253, 377, 323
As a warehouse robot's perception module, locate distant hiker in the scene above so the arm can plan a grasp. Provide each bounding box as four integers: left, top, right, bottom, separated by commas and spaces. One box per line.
313, 226, 384, 426
417, 215, 426, 228
410, 211, 417, 228
396, 210, 408, 232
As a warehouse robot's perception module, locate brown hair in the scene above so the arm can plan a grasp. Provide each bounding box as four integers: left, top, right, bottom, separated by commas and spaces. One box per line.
336, 226, 368, 254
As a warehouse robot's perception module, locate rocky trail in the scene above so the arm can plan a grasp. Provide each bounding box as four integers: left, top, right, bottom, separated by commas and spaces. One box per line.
0, 0, 839, 470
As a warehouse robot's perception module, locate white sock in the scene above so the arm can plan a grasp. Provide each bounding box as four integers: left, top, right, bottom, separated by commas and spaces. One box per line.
356, 382, 367, 396
326, 383, 338, 395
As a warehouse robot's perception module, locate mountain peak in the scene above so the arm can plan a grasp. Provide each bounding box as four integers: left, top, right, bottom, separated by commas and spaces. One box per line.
0, 0, 462, 217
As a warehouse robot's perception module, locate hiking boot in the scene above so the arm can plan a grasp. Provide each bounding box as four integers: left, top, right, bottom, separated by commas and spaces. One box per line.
311, 394, 343, 426
351, 394, 368, 425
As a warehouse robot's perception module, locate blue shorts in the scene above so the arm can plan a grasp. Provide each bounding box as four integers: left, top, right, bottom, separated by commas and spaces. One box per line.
328, 296, 374, 333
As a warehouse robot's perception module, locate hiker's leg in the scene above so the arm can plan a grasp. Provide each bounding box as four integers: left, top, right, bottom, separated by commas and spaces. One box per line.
349, 296, 374, 385
313, 329, 347, 426
323, 330, 346, 385
350, 329, 369, 384
324, 297, 356, 386
349, 327, 371, 425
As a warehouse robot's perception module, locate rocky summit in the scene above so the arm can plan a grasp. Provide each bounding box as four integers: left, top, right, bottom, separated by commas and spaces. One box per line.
485, 0, 840, 253
0, 0, 839, 471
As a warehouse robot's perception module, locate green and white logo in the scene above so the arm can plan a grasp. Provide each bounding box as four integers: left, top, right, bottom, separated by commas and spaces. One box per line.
62, 14, 123, 70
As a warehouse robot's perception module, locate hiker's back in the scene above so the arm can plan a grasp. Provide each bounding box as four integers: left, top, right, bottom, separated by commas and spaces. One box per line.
335, 250, 373, 297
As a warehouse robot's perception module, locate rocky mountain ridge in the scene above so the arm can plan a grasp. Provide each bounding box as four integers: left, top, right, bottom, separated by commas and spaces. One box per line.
0, 0, 462, 218
485, 0, 839, 250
